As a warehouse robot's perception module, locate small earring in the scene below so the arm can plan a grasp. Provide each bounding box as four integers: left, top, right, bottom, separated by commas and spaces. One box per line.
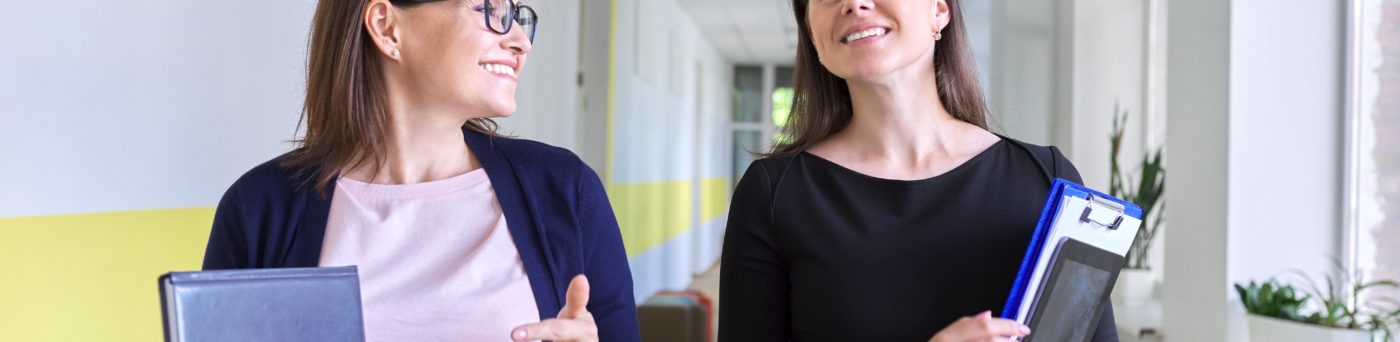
392, 49, 400, 58
934, 31, 943, 41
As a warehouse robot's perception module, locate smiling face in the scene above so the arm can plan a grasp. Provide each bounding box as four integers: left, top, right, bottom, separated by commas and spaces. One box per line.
391, 0, 532, 118
805, 0, 948, 82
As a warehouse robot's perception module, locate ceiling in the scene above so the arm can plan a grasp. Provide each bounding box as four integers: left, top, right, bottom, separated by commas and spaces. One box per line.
676, 0, 799, 65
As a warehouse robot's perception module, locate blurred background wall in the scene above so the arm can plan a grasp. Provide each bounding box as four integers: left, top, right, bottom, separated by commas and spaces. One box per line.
2, 0, 1392, 340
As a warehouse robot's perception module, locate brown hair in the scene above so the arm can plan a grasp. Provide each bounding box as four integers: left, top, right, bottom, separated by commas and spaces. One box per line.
282, 0, 499, 194
765, 0, 988, 158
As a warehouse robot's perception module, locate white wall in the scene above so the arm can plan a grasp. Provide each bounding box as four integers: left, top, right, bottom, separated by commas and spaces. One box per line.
1164, 0, 1345, 340
578, 0, 613, 172
963, 0, 992, 95
0, 0, 727, 304
1162, 0, 1233, 338
989, 0, 1061, 145
1227, 0, 1343, 286
0, 1, 317, 217
497, 0, 582, 150
0, 0, 585, 218
606, 0, 734, 301
989, 0, 1153, 193
610, 0, 730, 185
1225, 0, 1344, 336
1068, 0, 1149, 191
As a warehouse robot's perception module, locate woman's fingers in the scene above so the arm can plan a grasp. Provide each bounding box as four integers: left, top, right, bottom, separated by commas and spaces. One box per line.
972, 311, 1031, 337
511, 318, 598, 342
509, 275, 597, 342
931, 311, 1030, 342
560, 275, 591, 319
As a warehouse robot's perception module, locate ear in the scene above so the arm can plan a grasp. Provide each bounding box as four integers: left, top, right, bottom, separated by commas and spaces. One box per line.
932, 0, 951, 34
364, 0, 401, 59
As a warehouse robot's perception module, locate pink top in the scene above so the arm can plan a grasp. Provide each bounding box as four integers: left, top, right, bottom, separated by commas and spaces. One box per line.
319, 169, 540, 341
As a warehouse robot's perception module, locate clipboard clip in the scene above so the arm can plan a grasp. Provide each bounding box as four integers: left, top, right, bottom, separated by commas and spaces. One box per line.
1080, 194, 1126, 230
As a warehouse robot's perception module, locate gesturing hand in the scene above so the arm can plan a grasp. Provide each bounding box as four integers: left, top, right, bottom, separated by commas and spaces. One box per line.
511, 275, 597, 342
928, 311, 1031, 342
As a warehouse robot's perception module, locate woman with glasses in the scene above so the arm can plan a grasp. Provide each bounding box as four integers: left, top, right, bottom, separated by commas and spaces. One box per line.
201, 1, 639, 341
720, 0, 1117, 341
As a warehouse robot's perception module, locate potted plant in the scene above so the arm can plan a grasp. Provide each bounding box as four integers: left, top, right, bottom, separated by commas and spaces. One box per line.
1236, 267, 1400, 342
1108, 105, 1166, 306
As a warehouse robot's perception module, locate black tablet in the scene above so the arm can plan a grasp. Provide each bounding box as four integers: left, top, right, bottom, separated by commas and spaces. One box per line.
1023, 237, 1124, 342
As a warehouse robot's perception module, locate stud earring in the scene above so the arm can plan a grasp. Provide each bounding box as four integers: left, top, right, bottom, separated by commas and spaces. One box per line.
392, 49, 400, 58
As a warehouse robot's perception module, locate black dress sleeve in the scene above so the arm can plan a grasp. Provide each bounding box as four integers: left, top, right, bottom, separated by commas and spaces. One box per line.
719, 161, 791, 341
1050, 147, 1120, 342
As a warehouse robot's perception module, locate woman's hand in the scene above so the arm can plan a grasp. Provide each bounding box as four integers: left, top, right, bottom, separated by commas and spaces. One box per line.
928, 311, 1031, 342
511, 275, 597, 342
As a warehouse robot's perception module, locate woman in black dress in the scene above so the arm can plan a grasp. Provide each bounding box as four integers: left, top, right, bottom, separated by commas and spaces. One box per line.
718, 0, 1117, 341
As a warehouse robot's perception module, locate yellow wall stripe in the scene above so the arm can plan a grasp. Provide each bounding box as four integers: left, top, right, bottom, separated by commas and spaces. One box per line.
604, 0, 618, 185
699, 178, 731, 224
0, 179, 732, 340
608, 177, 730, 258
610, 180, 691, 258
0, 208, 214, 342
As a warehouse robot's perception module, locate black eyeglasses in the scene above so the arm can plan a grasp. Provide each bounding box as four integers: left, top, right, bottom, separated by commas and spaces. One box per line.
482, 0, 537, 43
397, 0, 538, 43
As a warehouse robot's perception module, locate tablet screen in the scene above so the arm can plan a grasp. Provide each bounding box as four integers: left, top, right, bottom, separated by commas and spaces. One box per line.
1028, 259, 1110, 341
1024, 238, 1122, 342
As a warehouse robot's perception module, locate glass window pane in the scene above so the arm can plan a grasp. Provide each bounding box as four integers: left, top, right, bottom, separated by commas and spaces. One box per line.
771, 87, 794, 145
774, 67, 794, 89
771, 66, 796, 145
733, 66, 764, 123
1354, 0, 1400, 297
732, 129, 762, 184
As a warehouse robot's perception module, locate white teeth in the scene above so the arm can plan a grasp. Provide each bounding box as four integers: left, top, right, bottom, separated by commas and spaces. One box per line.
844, 28, 888, 43
481, 63, 516, 77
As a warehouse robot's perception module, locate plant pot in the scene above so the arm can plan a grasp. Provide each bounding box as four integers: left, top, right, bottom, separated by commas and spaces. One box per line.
1112, 268, 1157, 307
1247, 314, 1374, 342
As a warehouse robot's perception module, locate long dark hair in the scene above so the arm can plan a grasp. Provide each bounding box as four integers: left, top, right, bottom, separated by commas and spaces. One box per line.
282, 0, 499, 194
765, 0, 988, 158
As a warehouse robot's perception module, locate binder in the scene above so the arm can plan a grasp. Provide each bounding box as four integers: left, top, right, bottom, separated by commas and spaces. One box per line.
158, 266, 366, 342
1000, 179, 1143, 342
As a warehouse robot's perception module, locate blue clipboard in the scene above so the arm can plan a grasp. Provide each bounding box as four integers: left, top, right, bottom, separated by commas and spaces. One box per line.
1000, 178, 1143, 321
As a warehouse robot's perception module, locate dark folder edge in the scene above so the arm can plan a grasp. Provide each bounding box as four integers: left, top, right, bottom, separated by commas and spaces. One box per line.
158, 266, 362, 342
165, 266, 358, 283
1000, 178, 1142, 319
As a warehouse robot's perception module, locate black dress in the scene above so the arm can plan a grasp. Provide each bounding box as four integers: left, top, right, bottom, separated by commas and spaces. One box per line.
718, 137, 1118, 341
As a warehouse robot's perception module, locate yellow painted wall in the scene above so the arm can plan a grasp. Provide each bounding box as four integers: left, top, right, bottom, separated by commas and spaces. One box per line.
0, 178, 729, 341
609, 178, 730, 258
0, 208, 213, 341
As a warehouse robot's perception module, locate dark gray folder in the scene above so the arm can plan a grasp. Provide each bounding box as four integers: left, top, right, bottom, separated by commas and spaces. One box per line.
158, 266, 366, 342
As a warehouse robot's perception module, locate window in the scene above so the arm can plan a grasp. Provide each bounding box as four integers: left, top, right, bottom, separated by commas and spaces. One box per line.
771, 67, 795, 145
1347, 0, 1400, 294
732, 66, 765, 183
730, 65, 795, 183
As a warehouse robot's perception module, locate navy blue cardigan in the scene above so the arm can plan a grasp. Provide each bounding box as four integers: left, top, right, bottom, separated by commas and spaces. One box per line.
202, 129, 642, 342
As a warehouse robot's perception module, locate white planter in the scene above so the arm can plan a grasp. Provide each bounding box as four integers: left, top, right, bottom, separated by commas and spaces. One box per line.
1247, 314, 1374, 342
1112, 269, 1157, 307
